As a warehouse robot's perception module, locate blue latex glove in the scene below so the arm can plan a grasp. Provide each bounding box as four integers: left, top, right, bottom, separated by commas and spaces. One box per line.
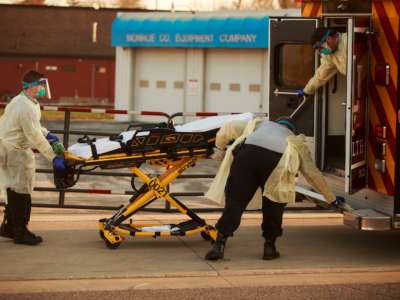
296, 89, 308, 98
53, 156, 66, 171
331, 196, 345, 208
46, 132, 59, 143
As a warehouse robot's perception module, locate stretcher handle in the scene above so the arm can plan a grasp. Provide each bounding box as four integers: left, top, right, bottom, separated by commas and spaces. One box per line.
289, 96, 307, 119
168, 112, 183, 127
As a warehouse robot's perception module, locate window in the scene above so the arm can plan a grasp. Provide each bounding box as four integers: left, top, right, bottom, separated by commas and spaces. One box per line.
174, 81, 184, 89
139, 80, 149, 88
277, 44, 314, 88
45, 65, 58, 71
63, 65, 76, 72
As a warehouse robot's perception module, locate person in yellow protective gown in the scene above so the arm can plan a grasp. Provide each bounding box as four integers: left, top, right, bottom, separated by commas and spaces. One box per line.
0, 70, 66, 245
205, 118, 343, 261
297, 28, 347, 98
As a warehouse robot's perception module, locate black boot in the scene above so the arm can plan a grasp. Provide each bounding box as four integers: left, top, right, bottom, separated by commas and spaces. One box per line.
263, 237, 280, 260
0, 205, 14, 239
13, 226, 42, 245
205, 232, 227, 261
8, 190, 42, 245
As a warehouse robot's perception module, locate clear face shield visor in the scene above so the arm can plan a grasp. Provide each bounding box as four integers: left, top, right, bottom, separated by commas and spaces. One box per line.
23, 78, 52, 100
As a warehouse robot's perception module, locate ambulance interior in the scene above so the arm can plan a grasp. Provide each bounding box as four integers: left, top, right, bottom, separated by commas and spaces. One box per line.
324, 18, 393, 221
322, 20, 347, 176
276, 17, 395, 228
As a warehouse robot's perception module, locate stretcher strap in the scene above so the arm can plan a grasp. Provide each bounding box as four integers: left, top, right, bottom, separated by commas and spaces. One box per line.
110, 135, 131, 155
77, 135, 99, 159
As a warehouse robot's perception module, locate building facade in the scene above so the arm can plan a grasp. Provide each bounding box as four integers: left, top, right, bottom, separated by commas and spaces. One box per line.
112, 10, 300, 120
0, 4, 142, 106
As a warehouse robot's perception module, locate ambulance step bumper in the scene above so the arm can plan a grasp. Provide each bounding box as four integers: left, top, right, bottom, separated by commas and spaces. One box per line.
343, 209, 392, 231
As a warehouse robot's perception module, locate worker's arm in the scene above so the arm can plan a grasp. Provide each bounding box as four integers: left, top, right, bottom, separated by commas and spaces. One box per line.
215, 120, 248, 150
298, 146, 336, 203
19, 106, 56, 162
40, 126, 49, 137
303, 56, 338, 95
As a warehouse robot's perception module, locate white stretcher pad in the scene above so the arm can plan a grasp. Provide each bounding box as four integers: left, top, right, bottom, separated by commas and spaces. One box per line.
68, 113, 255, 159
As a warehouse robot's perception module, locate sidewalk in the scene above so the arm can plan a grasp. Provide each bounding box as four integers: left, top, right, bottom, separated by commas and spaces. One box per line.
1, 210, 400, 299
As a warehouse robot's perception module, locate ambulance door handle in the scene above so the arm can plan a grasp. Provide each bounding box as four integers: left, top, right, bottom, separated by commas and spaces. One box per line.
273, 88, 298, 96
385, 64, 390, 86
341, 102, 346, 106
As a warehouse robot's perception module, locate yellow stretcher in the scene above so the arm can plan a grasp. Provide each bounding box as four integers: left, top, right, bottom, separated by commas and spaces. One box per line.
57, 127, 219, 249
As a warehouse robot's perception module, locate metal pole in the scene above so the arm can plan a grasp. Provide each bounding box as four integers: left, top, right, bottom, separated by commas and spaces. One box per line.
165, 184, 171, 212
62, 110, 71, 148
59, 110, 71, 208
59, 191, 65, 208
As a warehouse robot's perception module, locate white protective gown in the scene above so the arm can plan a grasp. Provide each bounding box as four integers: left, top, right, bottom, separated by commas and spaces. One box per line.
0, 92, 55, 194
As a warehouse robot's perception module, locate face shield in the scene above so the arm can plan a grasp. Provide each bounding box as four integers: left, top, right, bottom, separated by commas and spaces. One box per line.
317, 42, 333, 55
313, 30, 333, 56
22, 78, 52, 100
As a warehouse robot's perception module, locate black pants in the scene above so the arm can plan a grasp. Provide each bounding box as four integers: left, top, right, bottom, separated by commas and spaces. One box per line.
216, 144, 286, 240
6, 188, 32, 227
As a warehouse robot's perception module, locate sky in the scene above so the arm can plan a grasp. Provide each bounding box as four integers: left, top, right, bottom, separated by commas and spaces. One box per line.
0, 0, 299, 10
147, 0, 247, 10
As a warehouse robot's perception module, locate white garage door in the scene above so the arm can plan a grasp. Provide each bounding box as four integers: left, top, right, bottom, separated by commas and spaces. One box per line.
134, 48, 186, 122
205, 49, 264, 113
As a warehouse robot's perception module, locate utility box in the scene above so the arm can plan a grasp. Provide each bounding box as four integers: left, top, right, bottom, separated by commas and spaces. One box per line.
322, 0, 372, 14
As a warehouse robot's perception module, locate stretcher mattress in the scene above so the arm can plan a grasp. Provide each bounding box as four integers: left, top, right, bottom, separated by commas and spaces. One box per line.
68, 113, 255, 159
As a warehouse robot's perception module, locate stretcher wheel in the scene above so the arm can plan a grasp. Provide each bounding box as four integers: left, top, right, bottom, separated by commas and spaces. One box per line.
105, 239, 121, 250
200, 231, 211, 241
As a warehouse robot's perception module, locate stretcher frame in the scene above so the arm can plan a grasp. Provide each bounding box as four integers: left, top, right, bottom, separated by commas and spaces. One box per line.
62, 130, 219, 249
58, 99, 312, 249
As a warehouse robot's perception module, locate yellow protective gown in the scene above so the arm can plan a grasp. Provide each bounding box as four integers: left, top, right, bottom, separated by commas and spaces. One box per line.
264, 134, 336, 204
206, 118, 264, 209
0, 92, 56, 194
206, 120, 336, 208
304, 33, 347, 95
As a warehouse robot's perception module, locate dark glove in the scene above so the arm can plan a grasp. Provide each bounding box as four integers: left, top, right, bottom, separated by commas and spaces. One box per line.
53, 156, 66, 171
51, 142, 66, 156
46, 132, 59, 143
331, 196, 345, 210
296, 89, 308, 98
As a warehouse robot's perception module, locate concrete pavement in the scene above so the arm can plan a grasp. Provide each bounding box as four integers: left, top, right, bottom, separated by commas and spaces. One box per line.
0, 210, 400, 299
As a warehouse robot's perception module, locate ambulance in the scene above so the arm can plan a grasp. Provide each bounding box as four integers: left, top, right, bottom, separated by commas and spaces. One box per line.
271, 0, 400, 230
111, 0, 399, 230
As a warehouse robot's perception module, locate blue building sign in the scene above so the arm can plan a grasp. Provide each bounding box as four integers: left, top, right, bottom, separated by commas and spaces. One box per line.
112, 15, 269, 49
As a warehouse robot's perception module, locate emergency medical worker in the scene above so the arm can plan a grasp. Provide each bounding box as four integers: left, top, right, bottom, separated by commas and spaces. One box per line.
205, 118, 343, 261
0, 70, 66, 245
297, 28, 347, 97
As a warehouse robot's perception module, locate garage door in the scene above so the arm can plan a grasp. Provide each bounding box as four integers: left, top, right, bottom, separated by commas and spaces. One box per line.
205, 49, 264, 113
134, 48, 186, 122
0, 56, 115, 104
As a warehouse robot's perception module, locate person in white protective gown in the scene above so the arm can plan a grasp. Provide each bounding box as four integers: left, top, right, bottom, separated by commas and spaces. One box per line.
205, 117, 344, 261
297, 27, 347, 98
0, 70, 66, 245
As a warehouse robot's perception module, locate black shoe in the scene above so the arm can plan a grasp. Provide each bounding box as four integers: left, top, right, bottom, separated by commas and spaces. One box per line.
0, 206, 14, 239
0, 221, 14, 239
14, 227, 43, 245
205, 233, 227, 261
263, 240, 280, 260
7, 190, 42, 245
